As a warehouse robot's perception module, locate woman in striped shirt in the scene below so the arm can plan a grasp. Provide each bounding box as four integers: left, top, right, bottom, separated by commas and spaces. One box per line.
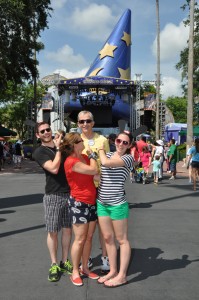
96, 131, 134, 287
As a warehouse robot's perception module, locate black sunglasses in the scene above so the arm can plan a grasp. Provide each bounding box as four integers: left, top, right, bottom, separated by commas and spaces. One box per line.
75, 139, 83, 144
115, 138, 129, 146
78, 119, 93, 124
39, 128, 51, 134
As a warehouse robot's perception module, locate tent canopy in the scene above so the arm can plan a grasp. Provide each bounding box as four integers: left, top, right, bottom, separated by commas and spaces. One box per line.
179, 126, 199, 136
0, 126, 17, 136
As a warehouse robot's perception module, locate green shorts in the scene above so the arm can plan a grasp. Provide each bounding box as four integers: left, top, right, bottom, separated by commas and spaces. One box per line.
97, 200, 129, 220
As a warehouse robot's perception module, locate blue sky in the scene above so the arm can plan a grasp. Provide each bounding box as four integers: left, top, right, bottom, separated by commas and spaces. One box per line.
38, 0, 190, 99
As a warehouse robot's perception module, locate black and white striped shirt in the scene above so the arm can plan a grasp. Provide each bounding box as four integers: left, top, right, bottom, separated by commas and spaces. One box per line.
98, 152, 134, 206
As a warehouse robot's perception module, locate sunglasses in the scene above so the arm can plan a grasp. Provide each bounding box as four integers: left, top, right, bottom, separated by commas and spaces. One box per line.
39, 128, 51, 134
115, 138, 129, 146
75, 139, 83, 144
78, 119, 93, 124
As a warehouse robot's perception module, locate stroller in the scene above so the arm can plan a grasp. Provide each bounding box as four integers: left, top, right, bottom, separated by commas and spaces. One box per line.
134, 162, 150, 184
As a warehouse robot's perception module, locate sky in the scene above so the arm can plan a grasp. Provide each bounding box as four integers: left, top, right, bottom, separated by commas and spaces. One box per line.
38, 0, 190, 100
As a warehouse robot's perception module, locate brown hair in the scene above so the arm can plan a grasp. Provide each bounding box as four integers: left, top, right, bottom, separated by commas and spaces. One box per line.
60, 132, 82, 155
35, 121, 50, 133
117, 131, 133, 154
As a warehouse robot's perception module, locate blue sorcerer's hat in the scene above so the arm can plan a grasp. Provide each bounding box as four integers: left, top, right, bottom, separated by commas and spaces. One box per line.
85, 9, 131, 80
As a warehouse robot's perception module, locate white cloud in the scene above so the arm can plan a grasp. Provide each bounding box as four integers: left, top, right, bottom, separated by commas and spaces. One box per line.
152, 21, 189, 61
161, 76, 183, 100
53, 3, 118, 41
51, 0, 68, 9
54, 67, 89, 79
45, 44, 87, 71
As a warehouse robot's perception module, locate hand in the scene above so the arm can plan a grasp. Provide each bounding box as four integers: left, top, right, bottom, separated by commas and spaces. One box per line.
53, 134, 62, 148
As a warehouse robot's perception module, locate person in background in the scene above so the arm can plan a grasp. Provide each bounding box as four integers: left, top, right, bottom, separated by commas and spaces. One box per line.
130, 140, 140, 182
151, 155, 161, 184
0, 142, 4, 171
152, 140, 164, 181
186, 141, 195, 184
136, 135, 148, 153
108, 133, 116, 152
60, 132, 99, 286
186, 138, 199, 191
96, 131, 134, 287
169, 138, 178, 180
13, 141, 23, 168
139, 146, 152, 178
165, 141, 171, 173
33, 122, 72, 282
77, 110, 110, 273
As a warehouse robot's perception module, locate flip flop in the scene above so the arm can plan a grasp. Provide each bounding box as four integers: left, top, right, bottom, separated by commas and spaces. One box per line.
104, 279, 128, 288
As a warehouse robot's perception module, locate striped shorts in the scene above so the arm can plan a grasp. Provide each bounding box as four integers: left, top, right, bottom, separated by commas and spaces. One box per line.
43, 193, 71, 232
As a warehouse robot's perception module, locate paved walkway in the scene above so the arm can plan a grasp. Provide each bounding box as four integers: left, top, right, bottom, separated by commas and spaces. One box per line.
0, 158, 189, 178
1, 159, 198, 300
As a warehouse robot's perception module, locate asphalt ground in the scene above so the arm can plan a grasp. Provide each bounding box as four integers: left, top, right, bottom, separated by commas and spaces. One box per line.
0, 160, 199, 300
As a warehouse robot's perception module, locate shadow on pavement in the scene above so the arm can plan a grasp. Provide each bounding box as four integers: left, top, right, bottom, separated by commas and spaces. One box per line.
0, 194, 43, 209
0, 224, 45, 238
128, 248, 199, 283
129, 191, 199, 209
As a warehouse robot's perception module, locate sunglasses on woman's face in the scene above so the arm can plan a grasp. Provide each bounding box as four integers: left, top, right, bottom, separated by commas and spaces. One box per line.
39, 128, 51, 134
78, 119, 93, 124
115, 138, 129, 146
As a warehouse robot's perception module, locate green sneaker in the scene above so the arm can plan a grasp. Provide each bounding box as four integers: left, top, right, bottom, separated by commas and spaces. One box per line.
48, 263, 61, 282
60, 259, 73, 274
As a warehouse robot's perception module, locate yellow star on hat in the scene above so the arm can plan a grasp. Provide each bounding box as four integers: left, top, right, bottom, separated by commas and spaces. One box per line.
88, 68, 103, 76
121, 31, 131, 46
118, 67, 130, 79
99, 43, 118, 59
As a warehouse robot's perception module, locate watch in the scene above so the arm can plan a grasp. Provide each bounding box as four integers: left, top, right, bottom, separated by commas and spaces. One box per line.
56, 147, 60, 152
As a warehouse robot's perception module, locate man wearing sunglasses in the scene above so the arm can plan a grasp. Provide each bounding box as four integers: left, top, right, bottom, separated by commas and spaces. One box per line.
77, 110, 110, 273
33, 122, 72, 282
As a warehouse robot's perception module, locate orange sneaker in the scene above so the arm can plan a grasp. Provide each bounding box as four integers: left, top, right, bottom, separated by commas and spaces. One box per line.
70, 276, 83, 286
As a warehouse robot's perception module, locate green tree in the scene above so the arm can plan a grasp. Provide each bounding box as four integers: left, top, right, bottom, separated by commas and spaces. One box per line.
0, 82, 46, 139
0, 0, 52, 90
165, 96, 187, 123
176, 1, 199, 97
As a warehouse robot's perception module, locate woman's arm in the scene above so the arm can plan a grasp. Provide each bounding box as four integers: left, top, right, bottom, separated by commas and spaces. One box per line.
98, 149, 125, 168
72, 158, 98, 175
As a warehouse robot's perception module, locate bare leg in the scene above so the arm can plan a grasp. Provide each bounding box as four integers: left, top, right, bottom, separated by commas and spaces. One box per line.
104, 218, 131, 286
61, 227, 72, 262
192, 167, 197, 191
97, 216, 118, 283
98, 223, 107, 256
71, 223, 88, 279
81, 221, 97, 273
47, 232, 58, 264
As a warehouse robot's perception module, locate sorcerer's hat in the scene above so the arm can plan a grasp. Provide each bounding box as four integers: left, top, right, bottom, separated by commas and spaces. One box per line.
85, 9, 131, 80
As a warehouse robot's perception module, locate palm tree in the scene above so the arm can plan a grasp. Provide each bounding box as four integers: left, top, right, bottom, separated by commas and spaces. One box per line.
155, 0, 160, 140
187, 0, 194, 148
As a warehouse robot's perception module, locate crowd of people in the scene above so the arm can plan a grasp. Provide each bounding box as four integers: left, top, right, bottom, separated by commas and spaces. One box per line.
0, 140, 23, 171
31, 110, 198, 288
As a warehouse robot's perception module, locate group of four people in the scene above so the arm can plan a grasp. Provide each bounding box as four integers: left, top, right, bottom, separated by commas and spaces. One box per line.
33, 110, 134, 288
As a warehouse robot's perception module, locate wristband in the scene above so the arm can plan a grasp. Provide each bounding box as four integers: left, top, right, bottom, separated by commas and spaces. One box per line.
88, 152, 98, 160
